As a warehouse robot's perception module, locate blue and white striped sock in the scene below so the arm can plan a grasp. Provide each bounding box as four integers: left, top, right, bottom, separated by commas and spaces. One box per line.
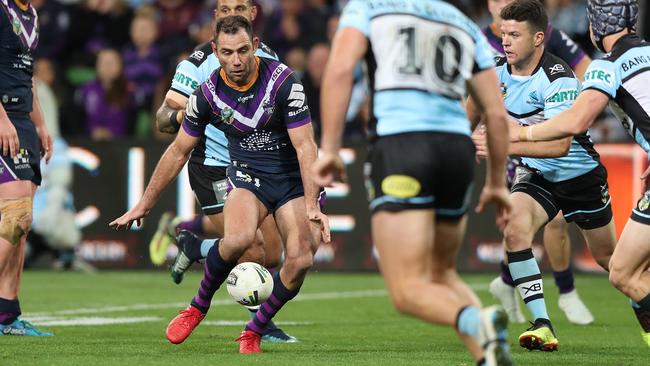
507, 248, 549, 321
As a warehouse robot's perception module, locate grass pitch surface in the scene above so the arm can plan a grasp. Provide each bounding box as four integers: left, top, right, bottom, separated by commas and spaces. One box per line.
1, 271, 646, 365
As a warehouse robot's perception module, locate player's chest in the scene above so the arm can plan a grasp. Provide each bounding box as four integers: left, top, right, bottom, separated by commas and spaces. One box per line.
0, 3, 38, 53
210, 86, 279, 133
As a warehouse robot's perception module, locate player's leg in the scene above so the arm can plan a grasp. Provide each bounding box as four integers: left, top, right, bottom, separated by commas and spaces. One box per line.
544, 213, 594, 325
491, 157, 525, 324
609, 216, 650, 346
165, 187, 267, 344
168, 164, 228, 283
0, 180, 51, 336
503, 187, 559, 351
240, 195, 318, 353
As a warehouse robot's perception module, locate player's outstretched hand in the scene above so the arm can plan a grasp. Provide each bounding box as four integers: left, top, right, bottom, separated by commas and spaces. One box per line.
312, 151, 346, 187
308, 208, 331, 244
475, 184, 511, 231
109, 204, 150, 231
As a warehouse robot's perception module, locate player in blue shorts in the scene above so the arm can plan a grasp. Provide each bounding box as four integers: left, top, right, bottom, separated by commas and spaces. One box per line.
313, 1, 514, 365
0, 0, 53, 337
149, 0, 295, 343
484, 0, 595, 326
510, 0, 650, 347
469, 0, 617, 351
110, 16, 329, 354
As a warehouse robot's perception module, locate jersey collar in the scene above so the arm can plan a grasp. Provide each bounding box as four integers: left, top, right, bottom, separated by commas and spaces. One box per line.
219, 56, 260, 92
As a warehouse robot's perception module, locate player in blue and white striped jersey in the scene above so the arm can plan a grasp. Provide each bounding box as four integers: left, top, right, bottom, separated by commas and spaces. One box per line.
314, 1, 514, 365
483, 0, 596, 328
470, 0, 618, 352
512, 0, 650, 347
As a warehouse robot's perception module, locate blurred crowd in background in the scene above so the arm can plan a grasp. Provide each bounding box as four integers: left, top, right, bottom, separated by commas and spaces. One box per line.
33, 0, 644, 146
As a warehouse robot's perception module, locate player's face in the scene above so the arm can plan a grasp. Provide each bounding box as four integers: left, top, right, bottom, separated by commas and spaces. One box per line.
213, 29, 259, 85
488, 0, 514, 24
501, 20, 538, 68
215, 0, 257, 21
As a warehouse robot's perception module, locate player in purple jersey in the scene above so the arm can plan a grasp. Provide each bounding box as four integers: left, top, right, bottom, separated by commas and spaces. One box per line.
110, 16, 329, 354
149, 0, 296, 344
482, 0, 595, 326
0, 0, 53, 337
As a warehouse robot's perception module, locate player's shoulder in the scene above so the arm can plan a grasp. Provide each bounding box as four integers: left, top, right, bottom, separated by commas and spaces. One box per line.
539, 51, 574, 82
603, 34, 649, 62
257, 42, 279, 61
185, 42, 214, 67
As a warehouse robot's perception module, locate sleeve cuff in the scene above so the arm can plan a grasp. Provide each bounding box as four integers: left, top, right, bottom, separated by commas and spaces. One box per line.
182, 121, 203, 137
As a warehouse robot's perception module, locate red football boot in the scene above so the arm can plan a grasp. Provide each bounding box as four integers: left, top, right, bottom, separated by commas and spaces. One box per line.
166, 305, 205, 344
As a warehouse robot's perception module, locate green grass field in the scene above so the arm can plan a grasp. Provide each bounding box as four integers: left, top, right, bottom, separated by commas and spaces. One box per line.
1, 271, 647, 365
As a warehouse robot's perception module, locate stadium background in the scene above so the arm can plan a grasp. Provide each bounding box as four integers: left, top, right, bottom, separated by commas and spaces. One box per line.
27, 0, 650, 272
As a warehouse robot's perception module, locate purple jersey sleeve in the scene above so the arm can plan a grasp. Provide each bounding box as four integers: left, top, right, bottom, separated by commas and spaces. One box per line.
277, 73, 312, 129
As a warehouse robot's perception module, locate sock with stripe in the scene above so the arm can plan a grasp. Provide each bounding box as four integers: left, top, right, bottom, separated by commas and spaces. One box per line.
190, 241, 236, 313
245, 272, 300, 334
0, 298, 20, 325
507, 248, 550, 321
199, 239, 217, 259
553, 267, 575, 294
631, 293, 650, 333
455, 305, 480, 341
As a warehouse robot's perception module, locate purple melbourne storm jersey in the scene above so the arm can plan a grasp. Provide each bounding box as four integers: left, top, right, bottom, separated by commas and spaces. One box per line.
182, 57, 311, 175
0, 0, 38, 113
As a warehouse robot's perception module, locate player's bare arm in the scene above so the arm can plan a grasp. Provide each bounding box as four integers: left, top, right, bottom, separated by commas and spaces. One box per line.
155, 90, 188, 134
289, 123, 331, 243
31, 78, 52, 163
513, 89, 610, 142
109, 128, 199, 230
467, 67, 512, 228
473, 126, 571, 158
314, 27, 368, 186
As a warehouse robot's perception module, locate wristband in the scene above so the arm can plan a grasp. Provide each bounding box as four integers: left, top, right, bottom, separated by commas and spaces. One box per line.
169, 110, 181, 131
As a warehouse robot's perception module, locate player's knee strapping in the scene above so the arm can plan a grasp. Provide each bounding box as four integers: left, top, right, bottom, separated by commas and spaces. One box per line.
0, 197, 33, 245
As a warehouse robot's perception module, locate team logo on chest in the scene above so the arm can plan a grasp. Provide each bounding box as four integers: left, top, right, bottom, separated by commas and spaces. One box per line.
12, 17, 21, 35
262, 98, 275, 115
221, 107, 234, 125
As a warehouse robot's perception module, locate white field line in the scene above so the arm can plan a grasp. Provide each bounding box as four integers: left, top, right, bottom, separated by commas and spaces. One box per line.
202, 320, 314, 327
24, 283, 488, 319
33, 316, 162, 326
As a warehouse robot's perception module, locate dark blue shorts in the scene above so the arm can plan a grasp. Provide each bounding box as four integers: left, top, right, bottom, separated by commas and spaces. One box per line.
226, 166, 305, 213
366, 132, 475, 220
0, 114, 41, 186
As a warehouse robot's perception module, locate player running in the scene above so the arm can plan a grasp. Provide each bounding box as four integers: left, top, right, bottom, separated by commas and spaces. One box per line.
313, 1, 514, 365
483, 0, 595, 326
469, 0, 617, 351
510, 0, 650, 347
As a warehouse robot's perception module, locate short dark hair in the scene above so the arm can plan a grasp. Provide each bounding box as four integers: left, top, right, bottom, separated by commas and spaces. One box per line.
500, 0, 548, 34
216, 0, 254, 7
213, 15, 254, 43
